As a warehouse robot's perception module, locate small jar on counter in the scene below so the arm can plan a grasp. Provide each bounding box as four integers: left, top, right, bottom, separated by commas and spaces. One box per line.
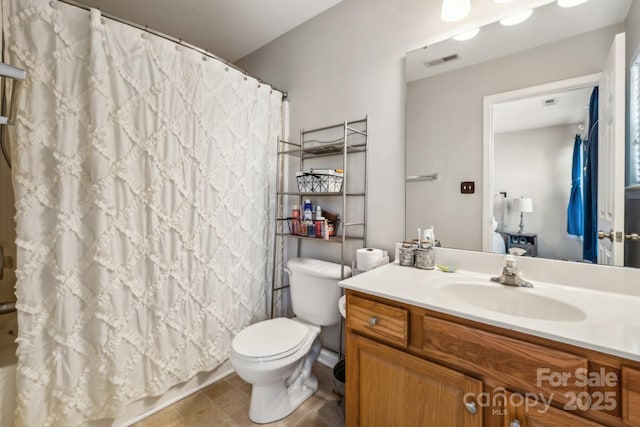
415, 244, 435, 270
398, 241, 415, 267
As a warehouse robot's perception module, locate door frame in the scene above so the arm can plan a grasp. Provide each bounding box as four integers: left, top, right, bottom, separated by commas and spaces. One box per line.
482, 73, 602, 252
597, 32, 626, 266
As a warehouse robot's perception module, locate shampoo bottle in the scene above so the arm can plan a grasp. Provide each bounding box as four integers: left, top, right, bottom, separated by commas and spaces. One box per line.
303, 199, 313, 221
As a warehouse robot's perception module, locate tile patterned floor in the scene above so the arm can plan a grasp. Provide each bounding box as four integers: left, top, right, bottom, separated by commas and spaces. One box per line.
133, 363, 345, 427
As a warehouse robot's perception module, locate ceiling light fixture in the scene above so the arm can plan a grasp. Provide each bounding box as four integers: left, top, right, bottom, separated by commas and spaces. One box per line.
441, 0, 471, 22
499, 9, 533, 26
453, 28, 480, 41
557, 0, 588, 7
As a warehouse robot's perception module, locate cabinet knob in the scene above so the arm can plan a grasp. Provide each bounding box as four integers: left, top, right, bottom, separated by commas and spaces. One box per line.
368, 316, 378, 326
509, 420, 521, 427
626, 233, 640, 241
464, 400, 477, 415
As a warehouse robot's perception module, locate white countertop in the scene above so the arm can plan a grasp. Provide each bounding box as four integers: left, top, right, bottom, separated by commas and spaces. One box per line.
339, 263, 640, 362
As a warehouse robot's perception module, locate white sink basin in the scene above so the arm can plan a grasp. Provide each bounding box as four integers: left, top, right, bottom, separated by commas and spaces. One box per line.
437, 283, 587, 322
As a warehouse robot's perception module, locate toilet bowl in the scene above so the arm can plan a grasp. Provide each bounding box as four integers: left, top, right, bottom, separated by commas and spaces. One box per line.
231, 318, 321, 423
230, 257, 350, 424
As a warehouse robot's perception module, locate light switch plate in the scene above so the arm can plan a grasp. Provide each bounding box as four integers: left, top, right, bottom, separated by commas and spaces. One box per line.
461, 181, 475, 194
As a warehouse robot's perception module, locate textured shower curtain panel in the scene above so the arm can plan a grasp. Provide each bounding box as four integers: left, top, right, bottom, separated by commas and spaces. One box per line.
3, 0, 281, 425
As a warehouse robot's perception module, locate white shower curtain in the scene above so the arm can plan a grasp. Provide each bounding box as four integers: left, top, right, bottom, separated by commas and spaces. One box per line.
3, 0, 282, 425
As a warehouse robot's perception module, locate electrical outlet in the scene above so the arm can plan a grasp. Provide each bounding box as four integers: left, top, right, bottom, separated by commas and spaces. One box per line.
461, 181, 475, 194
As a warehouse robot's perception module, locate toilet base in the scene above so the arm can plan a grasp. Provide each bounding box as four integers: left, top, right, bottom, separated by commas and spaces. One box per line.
248, 373, 318, 423
248, 337, 322, 424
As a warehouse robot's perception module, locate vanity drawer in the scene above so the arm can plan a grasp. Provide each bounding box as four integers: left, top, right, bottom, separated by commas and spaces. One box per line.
422, 315, 588, 406
623, 367, 640, 426
347, 294, 408, 348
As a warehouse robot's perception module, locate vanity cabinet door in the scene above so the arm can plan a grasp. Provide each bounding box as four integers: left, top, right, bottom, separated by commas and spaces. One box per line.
508, 396, 605, 427
623, 367, 640, 426
346, 332, 483, 427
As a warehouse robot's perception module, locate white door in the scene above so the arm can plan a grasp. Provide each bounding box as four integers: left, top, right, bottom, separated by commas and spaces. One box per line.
597, 33, 626, 266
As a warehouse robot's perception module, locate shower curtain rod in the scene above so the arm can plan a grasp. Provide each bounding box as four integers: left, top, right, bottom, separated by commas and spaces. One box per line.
53, 0, 288, 99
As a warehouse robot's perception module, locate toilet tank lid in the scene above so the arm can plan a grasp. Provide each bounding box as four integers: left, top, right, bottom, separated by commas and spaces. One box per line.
287, 257, 352, 279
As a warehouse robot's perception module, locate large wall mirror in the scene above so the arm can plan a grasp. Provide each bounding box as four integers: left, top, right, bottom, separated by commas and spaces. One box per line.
405, 0, 640, 268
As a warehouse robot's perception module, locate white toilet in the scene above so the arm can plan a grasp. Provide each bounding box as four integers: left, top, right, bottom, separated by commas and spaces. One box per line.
230, 257, 351, 424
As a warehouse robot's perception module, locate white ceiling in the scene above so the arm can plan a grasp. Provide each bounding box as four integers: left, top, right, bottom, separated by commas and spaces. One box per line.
406, 0, 632, 82
493, 87, 593, 134
76, 0, 343, 62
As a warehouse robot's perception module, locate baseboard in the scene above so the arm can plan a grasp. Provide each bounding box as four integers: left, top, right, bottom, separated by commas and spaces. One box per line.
117, 360, 234, 427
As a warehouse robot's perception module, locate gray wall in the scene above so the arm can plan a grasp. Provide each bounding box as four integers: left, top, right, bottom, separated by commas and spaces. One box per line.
236, 0, 544, 258
238, 1, 640, 269
405, 24, 622, 251
626, 0, 640, 69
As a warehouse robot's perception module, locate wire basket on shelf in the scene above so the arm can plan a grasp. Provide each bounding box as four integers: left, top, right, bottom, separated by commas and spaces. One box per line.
287, 213, 340, 237
296, 169, 343, 192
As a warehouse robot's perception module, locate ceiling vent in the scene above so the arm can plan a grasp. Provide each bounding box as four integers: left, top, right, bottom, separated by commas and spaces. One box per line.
424, 54, 459, 68
542, 98, 557, 106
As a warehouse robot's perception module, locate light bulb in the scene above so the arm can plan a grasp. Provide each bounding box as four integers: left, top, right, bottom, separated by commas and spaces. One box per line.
557, 0, 588, 7
441, 0, 471, 22
499, 9, 533, 26
453, 28, 480, 41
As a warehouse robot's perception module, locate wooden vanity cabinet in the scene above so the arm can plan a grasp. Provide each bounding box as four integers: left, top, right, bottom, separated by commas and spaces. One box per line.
623, 367, 640, 425
345, 290, 640, 427
505, 395, 605, 427
347, 332, 483, 427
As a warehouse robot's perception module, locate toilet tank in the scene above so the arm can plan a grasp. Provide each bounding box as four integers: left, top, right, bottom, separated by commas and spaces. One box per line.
286, 257, 351, 326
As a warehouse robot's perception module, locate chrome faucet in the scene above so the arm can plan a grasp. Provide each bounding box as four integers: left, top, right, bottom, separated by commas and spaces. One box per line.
491, 255, 533, 288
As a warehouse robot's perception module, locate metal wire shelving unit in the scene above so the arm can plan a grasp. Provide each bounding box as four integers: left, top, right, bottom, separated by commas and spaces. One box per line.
270, 117, 368, 357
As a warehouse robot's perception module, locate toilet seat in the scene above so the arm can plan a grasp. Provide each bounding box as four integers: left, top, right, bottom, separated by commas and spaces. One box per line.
232, 318, 311, 362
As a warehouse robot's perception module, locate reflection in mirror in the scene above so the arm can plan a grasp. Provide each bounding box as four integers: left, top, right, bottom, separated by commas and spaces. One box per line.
405, 0, 640, 267
492, 85, 592, 262
486, 75, 600, 263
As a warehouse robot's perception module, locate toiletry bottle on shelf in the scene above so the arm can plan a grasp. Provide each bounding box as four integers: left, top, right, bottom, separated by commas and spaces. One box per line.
315, 205, 322, 220
292, 204, 300, 235
315, 216, 324, 238
303, 199, 313, 221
